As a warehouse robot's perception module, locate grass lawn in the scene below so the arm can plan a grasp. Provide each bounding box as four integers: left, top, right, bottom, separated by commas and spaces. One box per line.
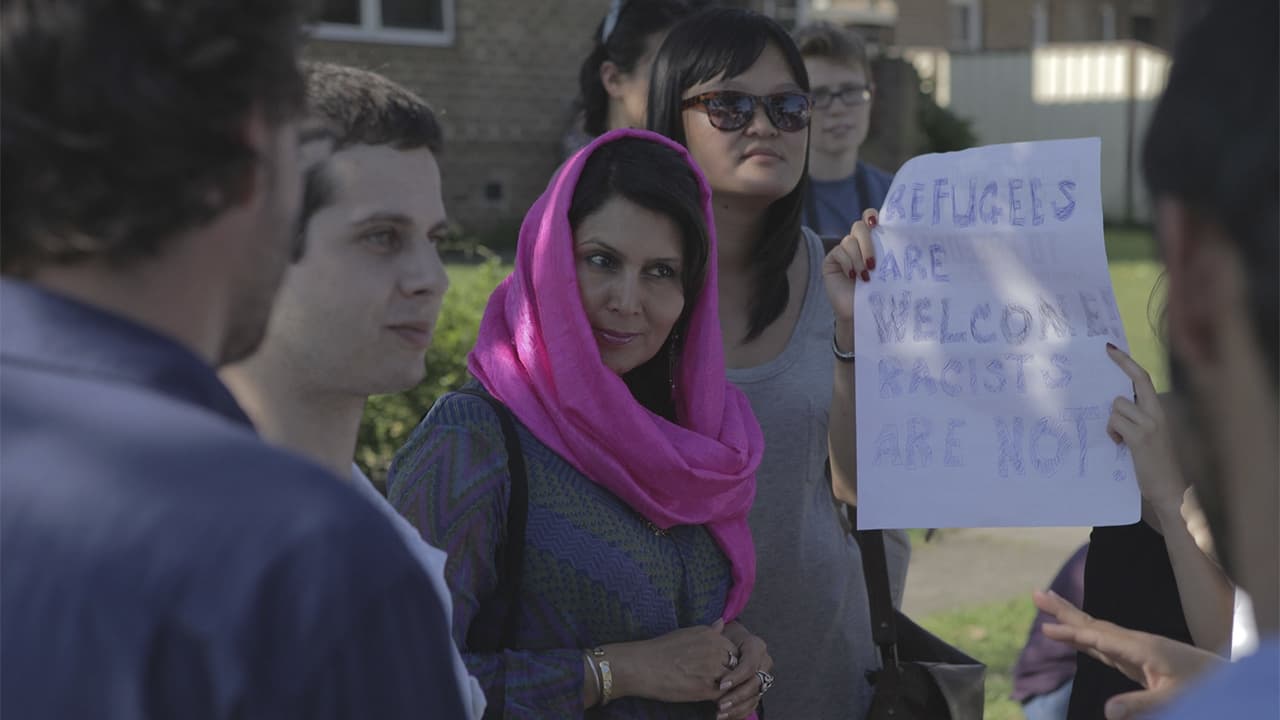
919, 596, 1039, 720
1105, 226, 1167, 390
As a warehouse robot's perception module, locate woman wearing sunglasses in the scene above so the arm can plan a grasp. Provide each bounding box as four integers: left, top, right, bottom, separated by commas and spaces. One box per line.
648, 8, 881, 719
389, 130, 773, 720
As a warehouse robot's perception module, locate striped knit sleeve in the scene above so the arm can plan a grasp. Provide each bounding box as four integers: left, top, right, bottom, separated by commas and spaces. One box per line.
387, 393, 585, 719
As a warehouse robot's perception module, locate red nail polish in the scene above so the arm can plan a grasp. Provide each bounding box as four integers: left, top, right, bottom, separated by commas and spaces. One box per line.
849, 269, 858, 279
861, 270, 871, 282
867, 215, 877, 228
867, 257, 877, 271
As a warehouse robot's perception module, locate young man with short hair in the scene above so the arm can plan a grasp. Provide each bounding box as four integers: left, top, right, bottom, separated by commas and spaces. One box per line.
0, 3, 466, 718
793, 21, 894, 241
221, 63, 484, 717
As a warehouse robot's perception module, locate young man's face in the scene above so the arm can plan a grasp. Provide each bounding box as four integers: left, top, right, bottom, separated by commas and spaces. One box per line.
266, 143, 449, 396
804, 56, 873, 160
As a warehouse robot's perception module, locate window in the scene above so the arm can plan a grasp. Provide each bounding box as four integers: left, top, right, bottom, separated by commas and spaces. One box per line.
1031, 1, 1049, 46
313, 0, 454, 46
948, 0, 982, 52
1100, 3, 1116, 41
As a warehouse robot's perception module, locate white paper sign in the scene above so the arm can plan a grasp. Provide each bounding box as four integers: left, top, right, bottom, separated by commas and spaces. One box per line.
854, 138, 1139, 529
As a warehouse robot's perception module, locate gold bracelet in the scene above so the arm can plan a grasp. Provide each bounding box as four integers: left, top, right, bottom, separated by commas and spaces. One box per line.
591, 647, 613, 705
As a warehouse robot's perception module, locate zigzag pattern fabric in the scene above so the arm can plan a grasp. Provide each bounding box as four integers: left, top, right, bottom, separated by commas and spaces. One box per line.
389, 387, 732, 719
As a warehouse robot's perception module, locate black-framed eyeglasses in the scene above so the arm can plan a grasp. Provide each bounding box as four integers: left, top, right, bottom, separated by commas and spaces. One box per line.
680, 91, 812, 133
811, 84, 874, 109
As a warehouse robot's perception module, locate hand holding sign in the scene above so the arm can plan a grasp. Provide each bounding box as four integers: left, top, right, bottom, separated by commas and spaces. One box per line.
854, 138, 1139, 529
822, 209, 879, 324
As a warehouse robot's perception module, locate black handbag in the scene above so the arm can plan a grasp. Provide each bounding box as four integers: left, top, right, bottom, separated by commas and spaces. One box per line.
853, 517, 987, 720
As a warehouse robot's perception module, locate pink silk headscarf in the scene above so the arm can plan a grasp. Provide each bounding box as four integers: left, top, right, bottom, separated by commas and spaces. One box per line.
468, 128, 764, 621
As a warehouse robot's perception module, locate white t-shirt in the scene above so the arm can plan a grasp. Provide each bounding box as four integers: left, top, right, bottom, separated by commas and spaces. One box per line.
351, 466, 487, 719
1231, 588, 1259, 660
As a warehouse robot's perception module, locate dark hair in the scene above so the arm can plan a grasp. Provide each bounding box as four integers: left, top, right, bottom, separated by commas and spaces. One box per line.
1141, 0, 1278, 390
576, 0, 711, 138
1, 0, 307, 274
303, 62, 443, 153
647, 7, 810, 342
792, 21, 871, 76
295, 63, 444, 255
568, 137, 711, 422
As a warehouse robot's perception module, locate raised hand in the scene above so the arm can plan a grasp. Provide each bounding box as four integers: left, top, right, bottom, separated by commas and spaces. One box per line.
1034, 589, 1221, 720
1105, 344, 1187, 511
822, 208, 878, 325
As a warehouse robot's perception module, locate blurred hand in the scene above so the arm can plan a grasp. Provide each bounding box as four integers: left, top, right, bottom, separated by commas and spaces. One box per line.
715, 621, 773, 720
822, 208, 878, 325
1034, 589, 1221, 720
1105, 345, 1188, 512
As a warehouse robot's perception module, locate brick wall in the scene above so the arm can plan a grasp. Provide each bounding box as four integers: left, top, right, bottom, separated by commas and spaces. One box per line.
895, 0, 949, 48
306, 0, 602, 242
982, 0, 1034, 50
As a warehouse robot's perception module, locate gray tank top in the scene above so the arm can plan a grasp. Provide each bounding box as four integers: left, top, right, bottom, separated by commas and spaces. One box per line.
729, 228, 904, 720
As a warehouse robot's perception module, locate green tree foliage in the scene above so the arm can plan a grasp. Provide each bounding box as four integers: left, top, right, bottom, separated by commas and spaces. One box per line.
916, 88, 978, 155
356, 259, 510, 483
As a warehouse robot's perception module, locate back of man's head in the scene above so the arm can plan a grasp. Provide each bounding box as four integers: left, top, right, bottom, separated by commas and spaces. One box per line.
1142, 0, 1278, 388
1, 0, 308, 275
303, 63, 443, 154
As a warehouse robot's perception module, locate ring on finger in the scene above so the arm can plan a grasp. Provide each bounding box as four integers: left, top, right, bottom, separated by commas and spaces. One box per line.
756, 670, 775, 696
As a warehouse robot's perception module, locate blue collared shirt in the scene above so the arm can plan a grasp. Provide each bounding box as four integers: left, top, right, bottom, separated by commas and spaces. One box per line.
1156, 638, 1280, 720
0, 279, 467, 720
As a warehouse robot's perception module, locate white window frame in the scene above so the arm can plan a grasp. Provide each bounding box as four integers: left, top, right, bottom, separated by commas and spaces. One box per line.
1100, 3, 1117, 41
1031, 0, 1049, 46
948, 0, 983, 52
311, 0, 455, 47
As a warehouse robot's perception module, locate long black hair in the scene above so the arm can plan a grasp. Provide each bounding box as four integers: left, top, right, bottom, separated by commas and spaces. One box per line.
646, 7, 811, 342
576, 0, 711, 138
568, 137, 710, 422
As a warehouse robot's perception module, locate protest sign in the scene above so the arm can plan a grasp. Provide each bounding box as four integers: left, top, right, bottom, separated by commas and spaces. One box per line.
854, 138, 1140, 529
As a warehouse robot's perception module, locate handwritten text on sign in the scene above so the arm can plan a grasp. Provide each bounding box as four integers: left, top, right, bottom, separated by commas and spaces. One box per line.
854, 138, 1139, 529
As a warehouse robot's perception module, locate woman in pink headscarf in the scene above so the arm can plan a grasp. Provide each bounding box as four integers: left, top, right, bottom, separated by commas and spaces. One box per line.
389, 129, 772, 719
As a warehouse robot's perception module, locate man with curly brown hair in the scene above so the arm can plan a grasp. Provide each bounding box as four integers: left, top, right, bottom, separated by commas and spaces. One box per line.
0, 3, 466, 718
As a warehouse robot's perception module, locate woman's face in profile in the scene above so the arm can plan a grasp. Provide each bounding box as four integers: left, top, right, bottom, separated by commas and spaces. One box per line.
573, 195, 686, 375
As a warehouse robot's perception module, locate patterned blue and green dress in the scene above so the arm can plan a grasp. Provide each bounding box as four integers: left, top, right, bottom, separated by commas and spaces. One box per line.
388, 386, 733, 719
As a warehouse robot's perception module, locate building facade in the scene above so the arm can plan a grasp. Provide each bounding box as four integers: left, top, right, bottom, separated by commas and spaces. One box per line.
307, 0, 602, 242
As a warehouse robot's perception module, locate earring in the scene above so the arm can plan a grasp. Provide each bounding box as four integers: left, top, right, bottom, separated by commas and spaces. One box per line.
667, 332, 680, 394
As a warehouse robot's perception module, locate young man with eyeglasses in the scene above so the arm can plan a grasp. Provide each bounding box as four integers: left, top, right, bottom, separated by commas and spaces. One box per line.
791, 21, 912, 613
793, 22, 894, 243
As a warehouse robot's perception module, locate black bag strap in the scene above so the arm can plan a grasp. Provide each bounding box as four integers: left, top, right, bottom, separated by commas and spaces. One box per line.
850, 506, 905, 686
454, 387, 528, 649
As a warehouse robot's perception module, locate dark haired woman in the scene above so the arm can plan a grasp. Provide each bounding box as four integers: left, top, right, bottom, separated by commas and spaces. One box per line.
564, 0, 710, 156
647, 8, 888, 718
390, 130, 772, 719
